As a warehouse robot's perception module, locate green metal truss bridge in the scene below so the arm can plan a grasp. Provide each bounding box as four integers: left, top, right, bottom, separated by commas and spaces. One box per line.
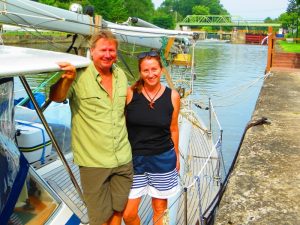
178, 15, 281, 28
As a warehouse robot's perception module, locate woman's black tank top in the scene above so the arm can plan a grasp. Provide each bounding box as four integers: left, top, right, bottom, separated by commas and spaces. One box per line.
126, 87, 174, 156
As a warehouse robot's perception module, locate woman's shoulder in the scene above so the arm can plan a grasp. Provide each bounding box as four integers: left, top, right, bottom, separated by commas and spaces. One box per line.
164, 86, 179, 100
171, 88, 180, 99
126, 87, 134, 105
170, 88, 180, 108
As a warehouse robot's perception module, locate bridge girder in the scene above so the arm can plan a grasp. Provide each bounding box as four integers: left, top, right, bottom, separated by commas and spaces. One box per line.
178, 15, 281, 28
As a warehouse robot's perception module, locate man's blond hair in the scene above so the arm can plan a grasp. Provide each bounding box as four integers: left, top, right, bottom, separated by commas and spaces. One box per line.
90, 29, 118, 49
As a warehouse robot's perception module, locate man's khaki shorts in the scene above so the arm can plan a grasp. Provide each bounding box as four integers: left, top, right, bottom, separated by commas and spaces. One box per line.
79, 162, 133, 225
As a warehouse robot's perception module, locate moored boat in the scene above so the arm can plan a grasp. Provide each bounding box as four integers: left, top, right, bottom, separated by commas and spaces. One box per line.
0, 1, 226, 224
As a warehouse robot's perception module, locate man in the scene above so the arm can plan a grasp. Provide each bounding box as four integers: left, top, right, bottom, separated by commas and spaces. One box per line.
50, 30, 133, 225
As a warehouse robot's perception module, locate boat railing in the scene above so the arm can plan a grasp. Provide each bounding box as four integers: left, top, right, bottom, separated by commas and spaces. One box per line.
151, 98, 225, 225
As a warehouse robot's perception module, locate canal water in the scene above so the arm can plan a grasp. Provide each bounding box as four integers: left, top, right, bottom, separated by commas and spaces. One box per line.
15, 41, 267, 171
192, 41, 267, 170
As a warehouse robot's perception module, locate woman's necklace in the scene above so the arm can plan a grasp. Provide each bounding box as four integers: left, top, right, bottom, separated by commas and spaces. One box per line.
143, 84, 161, 109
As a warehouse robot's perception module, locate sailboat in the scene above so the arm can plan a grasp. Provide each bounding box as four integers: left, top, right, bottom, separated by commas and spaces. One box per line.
0, 1, 225, 224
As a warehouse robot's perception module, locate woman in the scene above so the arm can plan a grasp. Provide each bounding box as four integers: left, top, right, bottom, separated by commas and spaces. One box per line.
123, 51, 180, 225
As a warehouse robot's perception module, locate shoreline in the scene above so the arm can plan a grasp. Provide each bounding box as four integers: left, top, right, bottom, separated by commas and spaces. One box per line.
1, 33, 72, 44
214, 67, 300, 224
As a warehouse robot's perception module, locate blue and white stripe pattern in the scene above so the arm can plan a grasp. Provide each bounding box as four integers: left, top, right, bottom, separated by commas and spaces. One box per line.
129, 148, 180, 199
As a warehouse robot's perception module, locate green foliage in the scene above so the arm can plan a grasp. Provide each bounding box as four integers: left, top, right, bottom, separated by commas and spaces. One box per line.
201, 26, 213, 32
158, 0, 228, 20
88, 0, 128, 23
176, 0, 228, 16
283, 0, 300, 30
264, 17, 273, 23
287, 0, 300, 13
279, 13, 296, 29
37, 0, 228, 26
208, 0, 228, 15
152, 14, 174, 29
192, 5, 209, 15
39, 0, 69, 9
285, 32, 294, 38
124, 0, 155, 22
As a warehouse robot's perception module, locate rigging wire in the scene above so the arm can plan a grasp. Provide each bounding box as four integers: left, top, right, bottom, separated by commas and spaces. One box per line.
193, 73, 266, 108
1, 11, 70, 50
0, 0, 63, 19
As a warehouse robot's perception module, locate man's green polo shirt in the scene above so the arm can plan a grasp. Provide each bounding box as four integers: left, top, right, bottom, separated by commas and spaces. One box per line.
67, 63, 132, 168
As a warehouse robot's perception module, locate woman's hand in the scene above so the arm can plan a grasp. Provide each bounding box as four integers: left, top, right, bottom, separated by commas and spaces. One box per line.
176, 153, 180, 172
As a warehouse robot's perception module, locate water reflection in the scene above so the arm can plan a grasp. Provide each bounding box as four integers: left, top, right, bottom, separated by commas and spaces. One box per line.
193, 42, 266, 168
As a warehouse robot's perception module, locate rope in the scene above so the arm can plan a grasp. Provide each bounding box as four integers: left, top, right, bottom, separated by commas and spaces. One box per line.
195, 176, 204, 225
192, 72, 267, 108
117, 50, 135, 80
163, 209, 169, 225
151, 190, 183, 225
186, 143, 216, 189
17, 72, 60, 106
201, 117, 271, 218
210, 101, 222, 130
160, 37, 169, 67
0, 32, 3, 45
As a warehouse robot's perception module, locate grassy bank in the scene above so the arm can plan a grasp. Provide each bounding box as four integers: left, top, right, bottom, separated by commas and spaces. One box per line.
2, 31, 72, 44
278, 40, 300, 53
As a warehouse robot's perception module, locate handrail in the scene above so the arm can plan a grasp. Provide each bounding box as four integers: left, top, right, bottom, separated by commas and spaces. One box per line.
19, 76, 86, 209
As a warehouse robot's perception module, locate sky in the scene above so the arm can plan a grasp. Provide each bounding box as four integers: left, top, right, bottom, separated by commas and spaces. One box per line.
152, 0, 289, 20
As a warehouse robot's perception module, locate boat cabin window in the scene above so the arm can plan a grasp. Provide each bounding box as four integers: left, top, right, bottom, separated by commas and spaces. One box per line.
0, 78, 15, 139
9, 169, 60, 225
0, 78, 60, 224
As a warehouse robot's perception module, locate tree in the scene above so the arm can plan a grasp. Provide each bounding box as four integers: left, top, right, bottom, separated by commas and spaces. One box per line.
192, 5, 209, 15
287, 0, 300, 13
151, 8, 175, 29
88, 0, 128, 23
39, 0, 70, 9
107, 0, 128, 23
286, 0, 300, 37
159, 0, 228, 20
124, 0, 155, 22
206, 0, 228, 15
264, 17, 273, 23
152, 14, 174, 29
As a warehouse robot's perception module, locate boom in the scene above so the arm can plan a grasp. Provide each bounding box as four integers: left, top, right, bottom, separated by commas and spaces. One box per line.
0, 0, 195, 51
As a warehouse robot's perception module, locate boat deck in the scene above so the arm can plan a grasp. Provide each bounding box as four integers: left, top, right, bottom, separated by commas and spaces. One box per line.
39, 157, 88, 223
38, 157, 155, 224
174, 121, 221, 224
35, 115, 222, 225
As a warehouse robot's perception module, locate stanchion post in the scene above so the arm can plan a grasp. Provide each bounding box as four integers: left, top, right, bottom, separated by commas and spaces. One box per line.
184, 187, 188, 225
266, 26, 273, 73
209, 98, 212, 133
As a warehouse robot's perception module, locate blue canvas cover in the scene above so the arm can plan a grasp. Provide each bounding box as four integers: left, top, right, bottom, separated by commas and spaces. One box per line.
0, 78, 29, 224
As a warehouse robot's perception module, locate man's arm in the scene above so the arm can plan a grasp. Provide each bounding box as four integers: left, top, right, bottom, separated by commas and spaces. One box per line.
49, 62, 76, 102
